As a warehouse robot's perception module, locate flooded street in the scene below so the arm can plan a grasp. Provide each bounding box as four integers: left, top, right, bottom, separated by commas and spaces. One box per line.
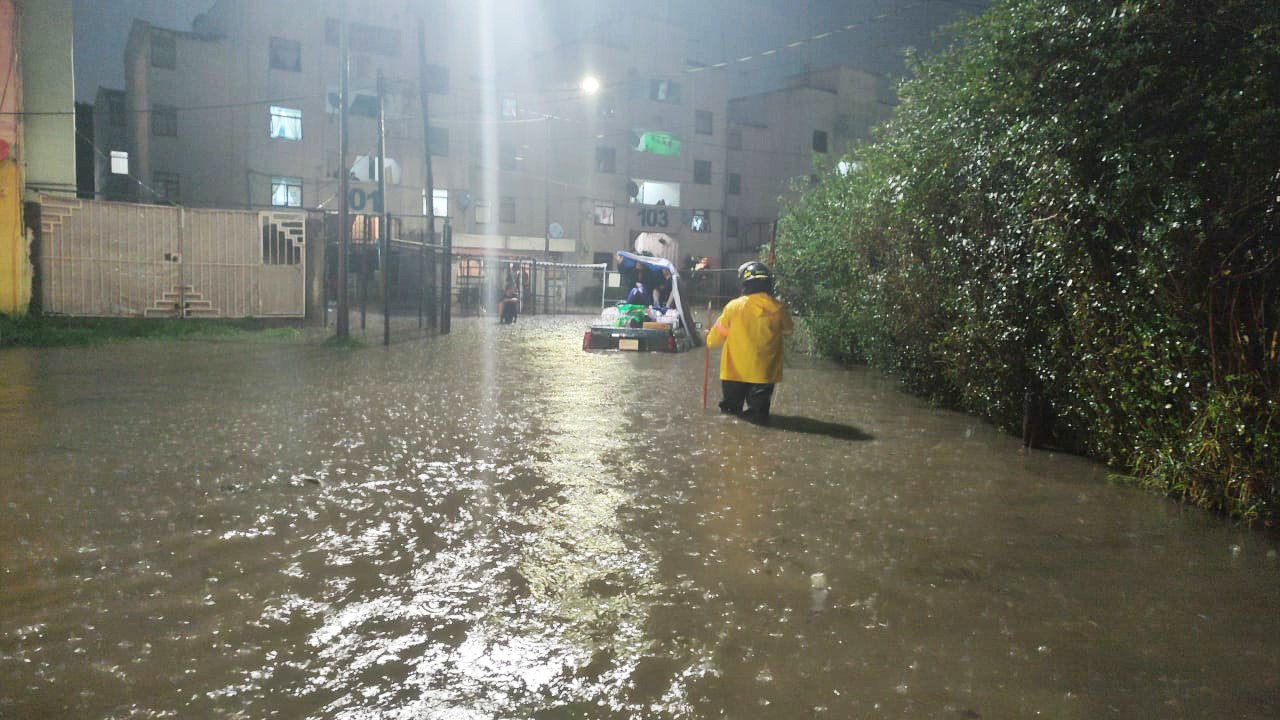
2, 315, 1278, 719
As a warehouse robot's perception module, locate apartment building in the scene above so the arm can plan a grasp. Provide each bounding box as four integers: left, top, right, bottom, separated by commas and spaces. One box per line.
102, 0, 730, 267
529, 15, 730, 267
19, 0, 77, 198
724, 65, 894, 263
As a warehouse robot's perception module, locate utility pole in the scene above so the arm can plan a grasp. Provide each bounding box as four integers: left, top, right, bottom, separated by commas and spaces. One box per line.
377, 71, 390, 347
441, 219, 452, 334
335, 0, 351, 339
541, 115, 551, 314
417, 18, 437, 330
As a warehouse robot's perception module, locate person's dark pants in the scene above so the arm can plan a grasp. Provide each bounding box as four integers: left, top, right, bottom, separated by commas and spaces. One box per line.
500, 300, 518, 323
719, 380, 775, 424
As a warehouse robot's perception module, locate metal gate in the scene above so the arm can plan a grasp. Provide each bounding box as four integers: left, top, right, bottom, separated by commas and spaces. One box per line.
38, 197, 305, 318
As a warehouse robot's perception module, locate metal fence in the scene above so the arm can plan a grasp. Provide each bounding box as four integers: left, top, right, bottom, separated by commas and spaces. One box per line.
37, 196, 306, 318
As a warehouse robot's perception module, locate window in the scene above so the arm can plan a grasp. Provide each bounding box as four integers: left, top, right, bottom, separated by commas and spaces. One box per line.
595, 146, 616, 173
271, 176, 302, 207
650, 79, 680, 103
152, 172, 179, 202
270, 37, 301, 72
110, 150, 128, 175
150, 29, 175, 69
427, 127, 449, 156
727, 216, 740, 239
501, 95, 518, 119
431, 188, 448, 218
690, 210, 709, 232
629, 179, 680, 207
694, 159, 711, 185
349, 91, 378, 118
813, 130, 828, 154
728, 172, 741, 195
269, 106, 302, 140
151, 105, 177, 137
474, 201, 490, 224
593, 203, 615, 226
695, 110, 713, 135
499, 196, 516, 224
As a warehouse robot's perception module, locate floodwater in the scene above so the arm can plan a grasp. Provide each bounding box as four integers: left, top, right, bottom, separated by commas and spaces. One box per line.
2, 315, 1277, 719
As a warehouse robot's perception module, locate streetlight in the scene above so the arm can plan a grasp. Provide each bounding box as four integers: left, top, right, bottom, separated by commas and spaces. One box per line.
580, 75, 601, 95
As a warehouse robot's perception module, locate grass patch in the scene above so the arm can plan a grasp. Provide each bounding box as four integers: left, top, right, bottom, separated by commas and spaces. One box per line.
321, 334, 367, 349
0, 314, 303, 348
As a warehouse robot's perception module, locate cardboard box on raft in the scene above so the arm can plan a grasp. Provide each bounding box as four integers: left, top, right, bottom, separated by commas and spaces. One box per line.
642, 321, 673, 330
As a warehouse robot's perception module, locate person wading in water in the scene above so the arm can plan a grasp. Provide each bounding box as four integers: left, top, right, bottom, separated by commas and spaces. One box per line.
707, 261, 793, 424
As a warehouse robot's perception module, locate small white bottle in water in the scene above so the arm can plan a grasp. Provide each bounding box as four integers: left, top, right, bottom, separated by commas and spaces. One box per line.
810, 572, 829, 613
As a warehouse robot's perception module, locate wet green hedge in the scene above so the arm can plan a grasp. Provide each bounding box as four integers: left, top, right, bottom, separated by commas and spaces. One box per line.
776, 0, 1280, 521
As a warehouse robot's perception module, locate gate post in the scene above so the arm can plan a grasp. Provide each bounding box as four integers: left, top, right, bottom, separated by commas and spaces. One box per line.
440, 220, 452, 334
178, 207, 186, 319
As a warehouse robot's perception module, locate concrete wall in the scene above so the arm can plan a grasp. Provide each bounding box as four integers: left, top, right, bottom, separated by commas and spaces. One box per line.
0, 0, 29, 314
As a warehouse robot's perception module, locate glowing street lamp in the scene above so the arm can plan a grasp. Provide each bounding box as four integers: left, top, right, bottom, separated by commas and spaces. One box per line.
580, 75, 601, 95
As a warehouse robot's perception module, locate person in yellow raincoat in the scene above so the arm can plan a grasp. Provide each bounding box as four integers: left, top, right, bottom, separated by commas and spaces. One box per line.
707, 261, 793, 423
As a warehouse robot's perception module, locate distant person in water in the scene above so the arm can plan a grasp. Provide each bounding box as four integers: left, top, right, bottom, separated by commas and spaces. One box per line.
499, 283, 519, 323
625, 280, 649, 305
707, 261, 793, 424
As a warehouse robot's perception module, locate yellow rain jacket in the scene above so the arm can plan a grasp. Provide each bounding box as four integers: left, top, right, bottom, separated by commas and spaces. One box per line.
707, 292, 794, 384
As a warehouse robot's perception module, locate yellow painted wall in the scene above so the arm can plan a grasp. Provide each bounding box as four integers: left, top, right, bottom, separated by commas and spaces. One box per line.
0, 0, 27, 315
0, 160, 28, 314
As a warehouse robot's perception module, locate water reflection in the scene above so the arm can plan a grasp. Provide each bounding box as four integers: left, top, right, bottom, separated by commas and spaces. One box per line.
0, 317, 1278, 719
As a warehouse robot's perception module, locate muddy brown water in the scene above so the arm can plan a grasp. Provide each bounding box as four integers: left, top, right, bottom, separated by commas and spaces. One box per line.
2, 316, 1277, 719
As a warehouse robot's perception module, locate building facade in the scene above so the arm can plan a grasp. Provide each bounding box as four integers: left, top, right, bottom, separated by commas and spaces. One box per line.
106, 0, 732, 268
724, 66, 894, 264
2, 0, 77, 314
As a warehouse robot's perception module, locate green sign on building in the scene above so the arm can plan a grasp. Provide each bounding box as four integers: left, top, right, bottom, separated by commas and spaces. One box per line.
635, 131, 682, 157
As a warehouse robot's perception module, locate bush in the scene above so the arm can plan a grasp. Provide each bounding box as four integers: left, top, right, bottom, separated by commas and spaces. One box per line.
776, 0, 1280, 521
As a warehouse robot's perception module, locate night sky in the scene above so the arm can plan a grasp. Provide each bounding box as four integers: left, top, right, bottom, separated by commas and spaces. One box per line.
73, 0, 987, 101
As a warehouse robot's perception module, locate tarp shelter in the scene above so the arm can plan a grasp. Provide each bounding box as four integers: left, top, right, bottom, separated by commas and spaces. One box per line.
614, 250, 703, 347
633, 232, 679, 262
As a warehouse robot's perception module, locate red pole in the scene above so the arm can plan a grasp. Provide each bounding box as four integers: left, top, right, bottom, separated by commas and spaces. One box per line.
702, 300, 712, 409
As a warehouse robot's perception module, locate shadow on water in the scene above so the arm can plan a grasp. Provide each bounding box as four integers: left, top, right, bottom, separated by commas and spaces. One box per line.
760, 413, 874, 441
